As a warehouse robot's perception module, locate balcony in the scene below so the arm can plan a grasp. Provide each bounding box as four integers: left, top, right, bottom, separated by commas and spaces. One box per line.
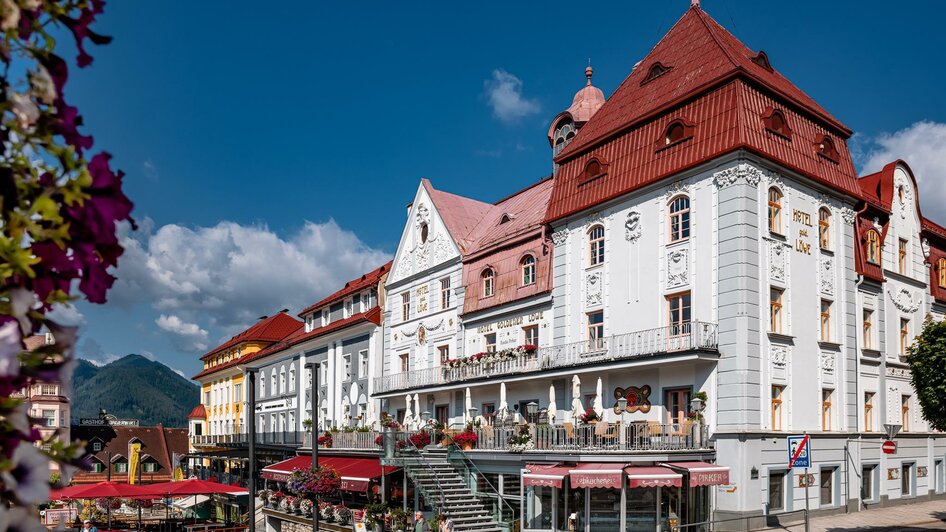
190, 431, 307, 447
375, 321, 718, 394
468, 422, 710, 453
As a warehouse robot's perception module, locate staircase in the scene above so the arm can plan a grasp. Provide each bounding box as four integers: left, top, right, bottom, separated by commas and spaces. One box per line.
404, 447, 505, 532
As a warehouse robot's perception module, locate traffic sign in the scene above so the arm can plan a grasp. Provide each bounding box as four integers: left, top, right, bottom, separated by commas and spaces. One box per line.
882, 440, 897, 455
788, 435, 811, 468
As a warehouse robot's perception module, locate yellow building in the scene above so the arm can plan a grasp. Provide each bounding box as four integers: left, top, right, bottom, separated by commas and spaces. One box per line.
187, 311, 302, 478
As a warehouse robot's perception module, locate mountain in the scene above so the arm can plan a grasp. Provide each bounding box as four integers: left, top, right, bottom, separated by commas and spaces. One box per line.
71, 354, 199, 428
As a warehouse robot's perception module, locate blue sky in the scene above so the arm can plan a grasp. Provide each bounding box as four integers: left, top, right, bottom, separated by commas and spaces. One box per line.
60, 1, 946, 376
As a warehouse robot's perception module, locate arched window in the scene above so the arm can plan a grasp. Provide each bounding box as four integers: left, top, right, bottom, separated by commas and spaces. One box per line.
642, 62, 671, 84
270, 371, 277, 396
866, 230, 881, 264
553, 120, 576, 155
420, 223, 429, 243
938, 258, 946, 288
768, 188, 783, 234
666, 122, 686, 145
521, 255, 536, 286
817, 135, 839, 161
482, 268, 495, 297
669, 195, 690, 242
818, 208, 831, 250
588, 225, 605, 266
289, 365, 296, 391
279, 367, 286, 394
259, 371, 266, 397
764, 108, 792, 138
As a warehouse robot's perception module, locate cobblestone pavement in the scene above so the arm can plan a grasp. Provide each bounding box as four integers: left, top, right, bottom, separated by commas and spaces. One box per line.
781, 500, 946, 531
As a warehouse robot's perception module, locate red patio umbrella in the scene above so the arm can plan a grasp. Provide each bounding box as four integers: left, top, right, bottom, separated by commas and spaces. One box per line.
143, 479, 248, 496
56, 481, 157, 500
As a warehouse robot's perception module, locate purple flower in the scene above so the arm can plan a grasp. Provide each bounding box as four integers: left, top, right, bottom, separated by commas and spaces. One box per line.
0, 322, 20, 378
1, 443, 51, 505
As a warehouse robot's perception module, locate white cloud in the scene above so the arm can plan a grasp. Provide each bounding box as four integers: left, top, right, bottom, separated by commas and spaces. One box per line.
857, 121, 946, 222
484, 69, 540, 124
156, 314, 209, 352
110, 218, 390, 353
47, 304, 85, 327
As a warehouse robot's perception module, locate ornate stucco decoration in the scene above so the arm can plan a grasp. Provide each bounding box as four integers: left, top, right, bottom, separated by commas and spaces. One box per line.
769, 240, 788, 283
712, 163, 764, 188
841, 207, 857, 225
402, 319, 446, 344
820, 258, 834, 296
888, 287, 920, 313
663, 180, 690, 201
886, 366, 910, 378
625, 210, 642, 242
820, 352, 836, 372
585, 211, 607, 229
922, 238, 931, 260
894, 173, 913, 220
667, 248, 688, 288
551, 230, 569, 246
586, 271, 603, 306
771, 346, 788, 367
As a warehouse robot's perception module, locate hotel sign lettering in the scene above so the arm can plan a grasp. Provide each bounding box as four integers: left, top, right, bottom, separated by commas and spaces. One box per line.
476, 312, 544, 334
79, 418, 139, 427
793, 209, 813, 255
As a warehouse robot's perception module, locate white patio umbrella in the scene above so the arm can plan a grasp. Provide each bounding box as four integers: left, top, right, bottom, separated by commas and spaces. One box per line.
365, 401, 377, 429
594, 377, 604, 420
413, 394, 422, 429
465, 387, 473, 424
548, 384, 558, 424
403, 394, 414, 430
498, 382, 509, 424
571, 375, 584, 421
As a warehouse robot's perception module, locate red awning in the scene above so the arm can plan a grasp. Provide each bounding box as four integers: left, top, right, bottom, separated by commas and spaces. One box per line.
660, 462, 730, 487
625, 467, 683, 489
523, 464, 571, 489
262, 456, 398, 492
569, 463, 624, 490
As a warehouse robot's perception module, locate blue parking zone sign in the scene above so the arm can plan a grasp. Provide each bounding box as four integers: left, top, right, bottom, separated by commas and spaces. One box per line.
788, 435, 810, 468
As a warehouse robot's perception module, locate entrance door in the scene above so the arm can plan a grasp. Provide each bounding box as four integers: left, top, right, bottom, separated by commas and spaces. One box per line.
625, 488, 657, 532
435, 405, 449, 425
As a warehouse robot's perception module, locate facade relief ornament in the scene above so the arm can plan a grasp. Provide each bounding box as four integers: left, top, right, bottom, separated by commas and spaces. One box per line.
771, 346, 788, 367
840, 207, 857, 225
922, 237, 931, 260
820, 258, 834, 296
667, 248, 689, 288
586, 271, 603, 306
712, 163, 764, 189
888, 287, 920, 313
625, 210, 642, 242
769, 240, 788, 283
663, 180, 690, 201
551, 230, 569, 246
820, 352, 836, 372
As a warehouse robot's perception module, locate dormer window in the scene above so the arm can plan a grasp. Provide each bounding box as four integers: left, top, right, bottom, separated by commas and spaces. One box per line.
817, 135, 839, 162
499, 214, 512, 225
641, 61, 671, 85
482, 268, 495, 297
865, 230, 881, 265
938, 258, 946, 288
553, 120, 576, 156
521, 255, 536, 286
751, 51, 773, 71
578, 156, 608, 185
659, 119, 694, 149
763, 108, 792, 139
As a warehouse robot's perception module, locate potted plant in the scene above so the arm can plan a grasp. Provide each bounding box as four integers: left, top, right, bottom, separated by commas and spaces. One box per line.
409, 430, 431, 449
334, 504, 352, 524
278, 496, 292, 513
580, 407, 599, 425
317, 432, 333, 448
299, 498, 314, 517
364, 503, 388, 532
454, 428, 478, 451
257, 489, 271, 507
389, 508, 409, 532
507, 425, 535, 453
319, 502, 334, 521
303, 418, 313, 430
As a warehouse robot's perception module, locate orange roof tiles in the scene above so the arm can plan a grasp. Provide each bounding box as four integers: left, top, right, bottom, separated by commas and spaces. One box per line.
299, 261, 392, 317
187, 404, 206, 419
199, 312, 302, 362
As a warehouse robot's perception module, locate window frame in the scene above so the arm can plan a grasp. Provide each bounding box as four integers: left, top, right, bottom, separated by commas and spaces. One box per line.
822, 389, 833, 431
820, 467, 835, 507
667, 291, 692, 335
900, 318, 910, 356
438, 345, 450, 365
399, 353, 409, 373
668, 195, 691, 243
401, 292, 410, 322
769, 287, 784, 334
521, 255, 536, 286
939, 258, 946, 288
484, 333, 497, 353
902, 395, 911, 432
768, 470, 787, 511
820, 299, 832, 342
768, 188, 784, 235
482, 268, 495, 297
664, 387, 691, 425
866, 230, 881, 264
899, 238, 908, 274
440, 277, 451, 308
587, 311, 604, 344
771, 385, 784, 431
864, 391, 874, 432
588, 225, 605, 266
522, 325, 539, 346
818, 207, 831, 250
863, 309, 873, 350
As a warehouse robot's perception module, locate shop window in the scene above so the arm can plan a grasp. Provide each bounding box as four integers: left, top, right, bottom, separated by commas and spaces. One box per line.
866, 230, 881, 264
768, 187, 783, 234
668, 195, 691, 242
768, 471, 786, 511
588, 225, 605, 266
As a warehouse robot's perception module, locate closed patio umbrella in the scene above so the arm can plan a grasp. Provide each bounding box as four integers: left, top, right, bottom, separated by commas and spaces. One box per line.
548, 384, 557, 424
571, 375, 584, 421
403, 394, 414, 430
498, 382, 509, 424
413, 394, 422, 429
465, 387, 473, 423
594, 377, 604, 420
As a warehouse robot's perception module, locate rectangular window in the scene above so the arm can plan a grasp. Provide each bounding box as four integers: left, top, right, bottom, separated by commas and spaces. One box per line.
204, 391, 210, 406
92, 442, 102, 452
345, 298, 353, 318
523, 325, 539, 346
438, 345, 450, 364
401, 293, 410, 321
820, 468, 834, 506
234, 383, 242, 402
142, 462, 157, 473
41, 384, 58, 396
320, 361, 328, 383
864, 392, 874, 432
42, 409, 56, 427
820, 299, 832, 342
399, 353, 409, 373
589, 226, 605, 266
114, 462, 128, 474
665, 388, 691, 425
484, 333, 497, 353
343, 355, 352, 380
91, 462, 103, 473
481, 402, 496, 424
822, 389, 833, 431
435, 405, 449, 425
899, 239, 908, 274
667, 292, 691, 335
587, 311, 604, 346
440, 278, 451, 309
902, 463, 913, 496
863, 309, 873, 349
358, 350, 368, 378
768, 471, 786, 511
900, 318, 910, 355
862, 465, 875, 501
902, 395, 911, 432
770, 288, 784, 333
771, 385, 784, 431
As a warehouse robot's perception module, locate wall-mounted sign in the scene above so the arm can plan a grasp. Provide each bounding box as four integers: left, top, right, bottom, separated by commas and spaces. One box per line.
917, 466, 928, 478
796, 473, 815, 488
476, 312, 544, 334
613, 385, 651, 413
887, 468, 900, 480
79, 418, 139, 427
793, 209, 813, 255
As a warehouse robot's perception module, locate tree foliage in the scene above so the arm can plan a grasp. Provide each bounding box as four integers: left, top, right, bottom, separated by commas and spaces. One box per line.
906, 316, 946, 431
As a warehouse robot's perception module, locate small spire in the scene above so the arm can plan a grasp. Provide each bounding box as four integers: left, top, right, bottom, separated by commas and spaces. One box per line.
691, 0, 700, 8
585, 60, 593, 86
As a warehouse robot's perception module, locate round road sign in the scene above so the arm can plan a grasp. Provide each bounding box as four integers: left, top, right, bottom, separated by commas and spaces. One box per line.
882, 440, 897, 454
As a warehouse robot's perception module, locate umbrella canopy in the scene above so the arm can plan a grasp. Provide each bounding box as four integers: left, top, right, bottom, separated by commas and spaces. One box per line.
143, 479, 248, 497
54, 481, 156, 500
365, 400, 377, 429
465, 387, 473, 423
594, 377, 604, 420
497, 382, 509, 424
571, 375, 584, 421
403, 394, 414, 430
413, 394, 422, 428
548, 384, 558, 424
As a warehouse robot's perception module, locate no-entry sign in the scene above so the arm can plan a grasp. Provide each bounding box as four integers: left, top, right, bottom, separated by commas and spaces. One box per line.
882, 440, 897, 454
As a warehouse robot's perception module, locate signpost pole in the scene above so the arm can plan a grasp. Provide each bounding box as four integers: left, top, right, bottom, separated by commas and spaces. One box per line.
804, 466, 810, 532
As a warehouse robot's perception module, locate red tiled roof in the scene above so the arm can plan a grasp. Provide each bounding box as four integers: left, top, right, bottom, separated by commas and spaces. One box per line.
192, 307, 382, 380
187, 404, 206, 419
199, 312, 302, 361
299, 261, 392, 317
546, 7, 862, 223
72, 425, 187, 484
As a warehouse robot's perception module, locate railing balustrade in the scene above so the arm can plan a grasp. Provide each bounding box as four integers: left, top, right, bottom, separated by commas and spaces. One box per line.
375, 321, 718, 394
190, 430, 383, 450
471, 422, 710, 452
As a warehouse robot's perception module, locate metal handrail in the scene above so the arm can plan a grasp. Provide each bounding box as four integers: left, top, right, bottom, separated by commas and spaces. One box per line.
393, 430, 446, 515
447, 443, 518, 530
375, 321, 718, 393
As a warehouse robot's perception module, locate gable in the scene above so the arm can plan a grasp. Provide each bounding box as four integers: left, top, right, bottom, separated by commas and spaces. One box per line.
388, 183, 462, 284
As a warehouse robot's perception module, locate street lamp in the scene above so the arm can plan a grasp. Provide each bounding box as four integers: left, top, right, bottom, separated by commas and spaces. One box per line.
304, 362, 320, 532
526, 402, 538, 424
616, 397, 627, 446
421, 410, 431, 426
467, 407, 478, 425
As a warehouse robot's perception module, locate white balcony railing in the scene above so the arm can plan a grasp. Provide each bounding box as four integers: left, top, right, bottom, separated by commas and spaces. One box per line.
375, 321, 718, 394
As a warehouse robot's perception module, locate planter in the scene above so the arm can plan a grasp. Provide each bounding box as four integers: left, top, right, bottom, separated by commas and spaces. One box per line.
461, 442, 474, 451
